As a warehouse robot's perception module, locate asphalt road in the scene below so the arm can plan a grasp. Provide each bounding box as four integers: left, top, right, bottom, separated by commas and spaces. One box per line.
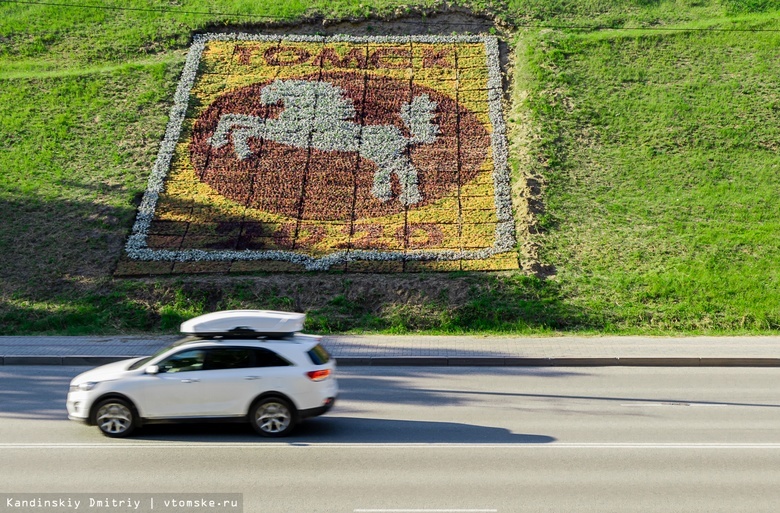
1, 366, 779, 513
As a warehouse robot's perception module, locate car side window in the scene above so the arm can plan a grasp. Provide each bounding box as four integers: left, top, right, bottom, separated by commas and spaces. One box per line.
307, 343, 331, 365
158, 349, 205, 373
253, 348, 292, 367
204, 348, 252, 371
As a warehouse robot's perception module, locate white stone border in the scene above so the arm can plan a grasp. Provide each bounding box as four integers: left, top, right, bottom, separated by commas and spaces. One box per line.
125, 33, 516, 271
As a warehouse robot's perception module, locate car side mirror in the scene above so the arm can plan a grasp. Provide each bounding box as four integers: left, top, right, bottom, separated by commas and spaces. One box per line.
145, 365, 160, 375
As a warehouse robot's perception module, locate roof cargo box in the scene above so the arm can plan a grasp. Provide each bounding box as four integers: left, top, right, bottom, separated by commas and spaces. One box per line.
180, 310, 305, 337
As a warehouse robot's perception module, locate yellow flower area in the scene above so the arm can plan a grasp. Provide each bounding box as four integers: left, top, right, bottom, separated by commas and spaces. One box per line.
138, 37, 518, 273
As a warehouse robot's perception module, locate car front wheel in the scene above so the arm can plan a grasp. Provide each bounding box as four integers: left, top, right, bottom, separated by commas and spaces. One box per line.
251, 398, 295, 437
94, 398, 137, 438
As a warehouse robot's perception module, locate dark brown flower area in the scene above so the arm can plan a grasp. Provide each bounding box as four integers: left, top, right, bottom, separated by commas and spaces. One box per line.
190, 71, 490, 221
421, 47, 455, 68
398, 223, 445, 249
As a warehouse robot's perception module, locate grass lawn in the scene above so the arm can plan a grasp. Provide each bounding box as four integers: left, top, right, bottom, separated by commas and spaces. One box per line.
1, 0, 779, 334
519, 15, 780, 332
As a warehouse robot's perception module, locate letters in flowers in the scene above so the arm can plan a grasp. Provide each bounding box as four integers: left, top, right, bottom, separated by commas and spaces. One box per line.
123, 34, 517, 272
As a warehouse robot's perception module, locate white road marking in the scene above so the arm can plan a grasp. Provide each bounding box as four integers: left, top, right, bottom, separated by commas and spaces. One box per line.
619, 402, 725, 407
1, 443, 780, 449
354, 509, 497, 512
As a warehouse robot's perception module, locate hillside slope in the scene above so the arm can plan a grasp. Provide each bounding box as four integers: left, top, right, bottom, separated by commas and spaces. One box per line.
1, 0, 778, 334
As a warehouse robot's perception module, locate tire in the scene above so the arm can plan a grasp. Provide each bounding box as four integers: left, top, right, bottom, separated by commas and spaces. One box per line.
93, 398, 137, 438
250, 398, 295, 437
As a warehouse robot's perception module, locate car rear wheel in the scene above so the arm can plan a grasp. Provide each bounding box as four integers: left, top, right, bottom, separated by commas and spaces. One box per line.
94, 398, 137, 438
251, 398, 295, 437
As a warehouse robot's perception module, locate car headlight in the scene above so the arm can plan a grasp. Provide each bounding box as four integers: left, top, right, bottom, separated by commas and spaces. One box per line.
69, 381, 98, 392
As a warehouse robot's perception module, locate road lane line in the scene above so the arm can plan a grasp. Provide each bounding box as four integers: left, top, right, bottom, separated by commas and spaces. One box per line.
354, 509, 498, 512
2, 443, 780, 449
619, 403, 729, 407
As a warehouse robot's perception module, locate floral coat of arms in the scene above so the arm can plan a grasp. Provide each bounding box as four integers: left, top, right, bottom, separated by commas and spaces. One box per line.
122, 33, 517, 273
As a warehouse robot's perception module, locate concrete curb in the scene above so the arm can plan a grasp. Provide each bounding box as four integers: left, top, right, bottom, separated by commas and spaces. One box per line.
337, 357, 780, 367
2, 355, 780, 367
2, 356, 131, 366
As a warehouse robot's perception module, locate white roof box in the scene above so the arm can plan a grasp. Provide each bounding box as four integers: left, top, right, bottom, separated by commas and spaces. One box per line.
180, 310, 305, 337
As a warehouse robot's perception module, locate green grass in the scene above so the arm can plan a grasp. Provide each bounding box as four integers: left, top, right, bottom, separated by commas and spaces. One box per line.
1, 0, 780, 334
0, 0, 441, 69
520, 14, 780, 332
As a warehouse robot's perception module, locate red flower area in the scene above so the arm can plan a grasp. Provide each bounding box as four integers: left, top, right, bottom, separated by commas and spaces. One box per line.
189, 71, 490, 221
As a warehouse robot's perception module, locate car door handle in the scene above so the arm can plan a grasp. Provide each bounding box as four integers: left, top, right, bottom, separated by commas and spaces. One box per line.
244, 376, 262, 380
180, 378, 200, 383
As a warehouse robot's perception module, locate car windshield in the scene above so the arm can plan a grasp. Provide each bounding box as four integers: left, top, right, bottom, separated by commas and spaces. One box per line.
126, 338, 197, 370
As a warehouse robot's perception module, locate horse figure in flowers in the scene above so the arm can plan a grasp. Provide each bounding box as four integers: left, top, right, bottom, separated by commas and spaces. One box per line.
209, 79, 440, 206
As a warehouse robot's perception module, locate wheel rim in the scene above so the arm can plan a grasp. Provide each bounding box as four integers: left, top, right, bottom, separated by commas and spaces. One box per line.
256, 402, 291, 434
96, 403, 132, 434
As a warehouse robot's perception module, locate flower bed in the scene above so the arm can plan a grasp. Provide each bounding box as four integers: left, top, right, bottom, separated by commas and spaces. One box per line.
120, 34, 517, 274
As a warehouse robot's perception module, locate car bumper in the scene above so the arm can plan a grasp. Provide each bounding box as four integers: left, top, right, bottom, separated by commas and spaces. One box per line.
67, 414, 90, 424
298, 396, 336, 420
66, 391, 92, 423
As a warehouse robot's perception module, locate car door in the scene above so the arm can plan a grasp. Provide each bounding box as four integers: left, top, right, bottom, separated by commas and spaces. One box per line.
141, 348, 208, 418
200, 346, 295, 416
198, 347, 257, 416
248, 347, 301, 403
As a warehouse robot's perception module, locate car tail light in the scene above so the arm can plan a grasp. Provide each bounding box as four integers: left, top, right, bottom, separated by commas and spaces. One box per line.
306, 369, 331, 381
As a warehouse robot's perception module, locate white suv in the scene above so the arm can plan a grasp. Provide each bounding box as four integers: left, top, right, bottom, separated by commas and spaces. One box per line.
67, 310, 337, 438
